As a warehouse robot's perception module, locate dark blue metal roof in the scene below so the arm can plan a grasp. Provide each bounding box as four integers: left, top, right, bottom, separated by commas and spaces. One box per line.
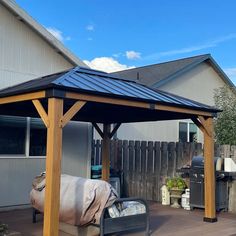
0, 66, 219, 113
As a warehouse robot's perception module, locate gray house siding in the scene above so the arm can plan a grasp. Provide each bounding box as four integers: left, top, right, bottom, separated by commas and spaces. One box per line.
0, 3, 76, 89
0, 122, 92, 208
114, 62, 227, 143
0, 2, 92, 208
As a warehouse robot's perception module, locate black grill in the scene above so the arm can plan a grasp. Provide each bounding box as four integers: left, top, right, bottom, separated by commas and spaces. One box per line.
189, 156, 228, 211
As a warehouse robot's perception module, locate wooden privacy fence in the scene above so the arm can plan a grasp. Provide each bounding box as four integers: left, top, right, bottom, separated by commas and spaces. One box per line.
92, 140, 204, 201
92, 140, 236, 204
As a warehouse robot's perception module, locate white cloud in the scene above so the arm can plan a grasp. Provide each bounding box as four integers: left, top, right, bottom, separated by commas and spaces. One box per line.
65, 36, 71, 41
145, 33, 236, 60
113, 52, 122, 58
86, 24, 94, 31
83, 57, 135, 73
88, 37, 93, 41
46, 27, 71, 42
126, 50, 141, 60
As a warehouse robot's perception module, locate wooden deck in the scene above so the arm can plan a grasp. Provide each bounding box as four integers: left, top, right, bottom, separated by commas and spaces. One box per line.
0, 203, 235, 236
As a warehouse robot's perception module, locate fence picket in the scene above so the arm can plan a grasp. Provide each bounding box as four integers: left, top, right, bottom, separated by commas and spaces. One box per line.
123, 140, 129, 197
141, 141, 147, 199
129, 141, 135, 196
154, 142, 161, 201
91, 139, 235, 209
146, 141, 154, 200
167, 142, 176, 178
160, 142, 168, 184
134, 141, 141, 197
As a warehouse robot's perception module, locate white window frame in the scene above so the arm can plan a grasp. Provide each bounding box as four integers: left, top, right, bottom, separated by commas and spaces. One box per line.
179, 121, 198, 142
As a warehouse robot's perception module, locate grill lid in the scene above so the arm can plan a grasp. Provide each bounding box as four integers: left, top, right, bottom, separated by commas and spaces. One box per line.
191, 156, 222, 170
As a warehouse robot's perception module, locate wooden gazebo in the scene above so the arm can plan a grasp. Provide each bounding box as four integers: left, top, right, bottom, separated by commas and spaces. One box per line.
0, 67, 219, 236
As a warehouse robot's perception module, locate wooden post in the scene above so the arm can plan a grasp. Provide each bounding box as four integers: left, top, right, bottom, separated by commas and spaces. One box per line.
102, 124, 111, 181
202, 117, 217, 222
43, 98, 63, 236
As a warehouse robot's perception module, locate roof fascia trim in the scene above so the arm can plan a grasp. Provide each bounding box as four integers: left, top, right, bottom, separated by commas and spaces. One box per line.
207, 55, 236, 89
153, 54, 236, 90
152, 55, 210, 88
0, 0, 87, 67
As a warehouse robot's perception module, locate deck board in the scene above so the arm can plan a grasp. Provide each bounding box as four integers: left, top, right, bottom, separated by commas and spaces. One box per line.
0, 203, 235, 236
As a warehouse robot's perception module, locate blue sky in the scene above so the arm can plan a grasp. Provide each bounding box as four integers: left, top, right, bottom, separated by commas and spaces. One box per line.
16, 0, 236, 83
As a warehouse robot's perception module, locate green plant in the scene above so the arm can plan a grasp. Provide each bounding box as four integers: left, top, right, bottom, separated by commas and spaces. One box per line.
0, 222, 8, 236
166, 177, 187, 190
214, 86, 236, 145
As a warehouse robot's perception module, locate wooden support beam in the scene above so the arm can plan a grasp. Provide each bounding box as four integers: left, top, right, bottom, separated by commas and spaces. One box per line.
191, 117, 205, 134
0, 91, 46, 105
203, 117, 217, 223
43, 98, 63, 236
66, 92, 151, 109
66, 92, 214, 117
92, 123, 104, 139
60, 101, 86, 128
32, 99, 49, 128
198, 116, 212, 137
155, 104, 213, 117
102, 124, 111, 182
109, 123, 121, 138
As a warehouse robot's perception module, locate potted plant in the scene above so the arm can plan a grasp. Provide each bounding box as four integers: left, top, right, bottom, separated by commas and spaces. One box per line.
0, 223, 8, 236
166, 177, 187, 208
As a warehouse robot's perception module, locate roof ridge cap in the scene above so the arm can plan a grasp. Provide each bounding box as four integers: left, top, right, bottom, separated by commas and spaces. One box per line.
112, 54, 211, 73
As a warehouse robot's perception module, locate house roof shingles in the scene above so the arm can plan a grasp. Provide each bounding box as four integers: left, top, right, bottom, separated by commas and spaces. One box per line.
112, 54, 235, 88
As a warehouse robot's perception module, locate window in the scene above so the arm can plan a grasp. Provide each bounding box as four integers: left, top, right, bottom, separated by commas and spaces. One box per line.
0, 115, 46, 157
29, 118, 47, 156
189, 123, 197, 142
179, 122, 188, 142
0, 116, 27, 155
179, 122, 197, 142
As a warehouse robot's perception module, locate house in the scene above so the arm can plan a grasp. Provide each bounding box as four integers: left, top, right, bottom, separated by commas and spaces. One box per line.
111, 54, 235, 143
0, 0, 92, 209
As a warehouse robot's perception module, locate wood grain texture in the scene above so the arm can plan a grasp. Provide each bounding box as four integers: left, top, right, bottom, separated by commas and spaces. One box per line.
32, 99, 49, 127
60, 101, 86, 128
66, 92, 150, 109
101, 124, 111, 182
0, 91, 45, 105
156, 104, 213, 117
43, 98, 63, 236
203, 117, 216, 219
